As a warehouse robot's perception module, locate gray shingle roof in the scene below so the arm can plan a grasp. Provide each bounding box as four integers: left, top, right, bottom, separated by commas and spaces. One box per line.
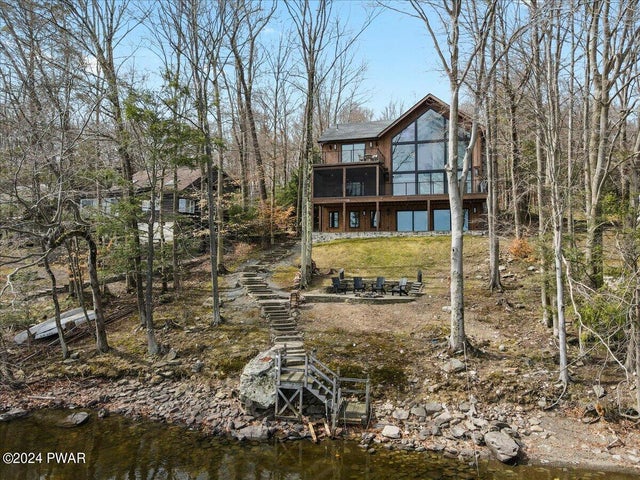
318, 119, 393, 143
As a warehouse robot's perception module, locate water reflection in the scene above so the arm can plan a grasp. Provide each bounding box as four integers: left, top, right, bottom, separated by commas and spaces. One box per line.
0, 410, 637, 479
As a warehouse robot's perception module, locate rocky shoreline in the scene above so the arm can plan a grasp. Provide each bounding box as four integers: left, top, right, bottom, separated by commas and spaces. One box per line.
2, 374, 640, 475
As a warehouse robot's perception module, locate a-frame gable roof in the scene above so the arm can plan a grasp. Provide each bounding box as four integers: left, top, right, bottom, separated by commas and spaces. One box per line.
317, 93, 474, 144
378, 93, 455, 137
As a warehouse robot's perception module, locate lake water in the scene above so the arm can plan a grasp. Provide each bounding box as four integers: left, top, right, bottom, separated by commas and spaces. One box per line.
1, 410, 638, 479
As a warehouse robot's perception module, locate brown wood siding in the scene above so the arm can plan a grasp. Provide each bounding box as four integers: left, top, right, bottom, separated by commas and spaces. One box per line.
315, 95, 488, 233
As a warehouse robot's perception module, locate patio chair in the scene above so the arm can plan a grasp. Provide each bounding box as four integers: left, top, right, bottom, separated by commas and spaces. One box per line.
353, 276, 366, 293
391, 277, 409, 296
371, 276, 386, 294
331, 277, 348, 294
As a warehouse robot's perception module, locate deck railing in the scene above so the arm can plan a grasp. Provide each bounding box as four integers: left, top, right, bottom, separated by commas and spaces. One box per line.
320, 149, 386, 165
276, 348, 371, 428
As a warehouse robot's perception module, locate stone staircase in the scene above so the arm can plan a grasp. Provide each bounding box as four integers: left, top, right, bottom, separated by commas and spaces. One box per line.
238, 243, 370, 429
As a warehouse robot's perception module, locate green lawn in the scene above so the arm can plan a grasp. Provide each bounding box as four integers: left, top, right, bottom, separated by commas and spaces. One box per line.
310, 235, 488, 282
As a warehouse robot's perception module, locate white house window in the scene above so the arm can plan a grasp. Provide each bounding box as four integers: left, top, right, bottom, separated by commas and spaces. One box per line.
103, 198, 117, 214
80, 198, 98, 209
141, 198, 161, 212
178, 198, 195, 214
80, 197, 117, 214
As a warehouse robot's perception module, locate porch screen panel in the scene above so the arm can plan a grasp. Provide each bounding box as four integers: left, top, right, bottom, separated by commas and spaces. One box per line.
313, 169, 342, 197
346, 167, 377, 196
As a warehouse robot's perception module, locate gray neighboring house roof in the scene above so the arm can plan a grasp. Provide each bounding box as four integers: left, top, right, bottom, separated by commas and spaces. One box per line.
317, 119, 393, 143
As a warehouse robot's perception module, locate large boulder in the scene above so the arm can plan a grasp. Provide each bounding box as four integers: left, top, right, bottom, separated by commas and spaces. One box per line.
239, 347, 279, 414
484, 430, 520, 463
234, 424, 271, 441
57, 411, 90, 428
0, 408, 29, 422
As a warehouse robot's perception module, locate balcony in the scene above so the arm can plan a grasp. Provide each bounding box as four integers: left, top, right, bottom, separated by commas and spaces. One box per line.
313, 172, 487, 200
320, 149, 386, 165
392, 177, 487, 196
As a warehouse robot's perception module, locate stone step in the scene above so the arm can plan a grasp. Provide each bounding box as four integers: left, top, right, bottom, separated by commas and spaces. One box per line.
270, 318, 297, 325
267, 313, 291, 318
270, 321, 297, 329
274, 339, 304, 348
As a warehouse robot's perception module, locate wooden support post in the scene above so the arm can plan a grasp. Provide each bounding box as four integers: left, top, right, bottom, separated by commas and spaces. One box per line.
308, 422, 318, 443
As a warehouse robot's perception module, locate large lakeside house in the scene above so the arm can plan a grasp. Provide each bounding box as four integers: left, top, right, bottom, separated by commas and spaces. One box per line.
313, 94, 487, 235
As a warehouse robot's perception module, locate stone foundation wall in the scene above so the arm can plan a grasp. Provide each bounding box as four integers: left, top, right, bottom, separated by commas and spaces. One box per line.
312, 230, 487, 244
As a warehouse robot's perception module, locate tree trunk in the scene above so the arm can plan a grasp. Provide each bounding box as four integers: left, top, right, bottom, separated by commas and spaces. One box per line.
447, 89, 466, 353
300, 72, 315, 288
85, 233, 109, 353
172, 165, 181, 292
145, 191, 159, 355
530, 0, 552, 329
552, 190, 569, 386
207, 157, 221, 326
43, 253, 69, 359
486, 29, 501, 292
213, 76, 225, 270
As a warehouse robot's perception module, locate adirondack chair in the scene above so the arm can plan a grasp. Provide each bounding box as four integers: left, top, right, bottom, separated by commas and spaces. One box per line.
391, 277, 409, 296
353, 276, 366, 293
371, 276, 386, 294
331, 277, 348, 294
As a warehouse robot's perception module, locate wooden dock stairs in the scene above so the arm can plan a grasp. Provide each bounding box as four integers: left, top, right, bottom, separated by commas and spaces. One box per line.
239, 244, 371, 430
275, 347, 371, 430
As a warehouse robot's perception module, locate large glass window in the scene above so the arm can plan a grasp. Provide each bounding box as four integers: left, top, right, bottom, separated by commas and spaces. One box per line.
392, 144, 415, 172
433, 209, 469, 231
346, 181, 363, 196
433, 209, 451, 231
414, 211, 428, 231
178, 198, 195, 213
418, 173, 445, 194
341, 143, 365, 163
417, 143, 445, 170
417, 110, 447, 141
397, 210, 428, 232
393, 124, 415, 143
393, 173, 416, 195
392, 108, 472, 197
397, 211, 413, 231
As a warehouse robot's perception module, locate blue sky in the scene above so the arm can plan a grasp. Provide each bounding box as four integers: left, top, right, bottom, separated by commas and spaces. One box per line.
127, 1, 451, 120
339, 2, 452, 116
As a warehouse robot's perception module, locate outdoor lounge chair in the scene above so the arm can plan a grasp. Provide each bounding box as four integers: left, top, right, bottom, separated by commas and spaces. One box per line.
353, 276, 366, 293
391, 277, 409, 296
371, 276, 386, 294
331, 277, 348, 294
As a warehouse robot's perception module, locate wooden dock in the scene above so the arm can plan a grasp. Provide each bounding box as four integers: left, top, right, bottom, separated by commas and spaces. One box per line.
239, 243, 371, 430
275, 348, 370, 430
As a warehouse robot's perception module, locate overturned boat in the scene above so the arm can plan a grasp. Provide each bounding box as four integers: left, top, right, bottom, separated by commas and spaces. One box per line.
14, 307, 96, 344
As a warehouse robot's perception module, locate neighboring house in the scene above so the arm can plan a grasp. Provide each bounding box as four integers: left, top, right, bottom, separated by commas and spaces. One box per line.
80, 166, 204, 218
80, 166, 216, 242
313, 94, 487, 234
132, 166, 202, 217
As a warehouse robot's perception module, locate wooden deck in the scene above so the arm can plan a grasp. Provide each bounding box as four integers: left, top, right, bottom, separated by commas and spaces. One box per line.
275, 349, 371, 429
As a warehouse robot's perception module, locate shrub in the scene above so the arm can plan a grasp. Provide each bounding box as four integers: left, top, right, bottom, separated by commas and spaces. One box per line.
509, 237, 534, 260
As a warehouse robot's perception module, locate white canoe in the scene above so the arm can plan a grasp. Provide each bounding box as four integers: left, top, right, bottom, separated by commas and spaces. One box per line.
14, 307, 96, 344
